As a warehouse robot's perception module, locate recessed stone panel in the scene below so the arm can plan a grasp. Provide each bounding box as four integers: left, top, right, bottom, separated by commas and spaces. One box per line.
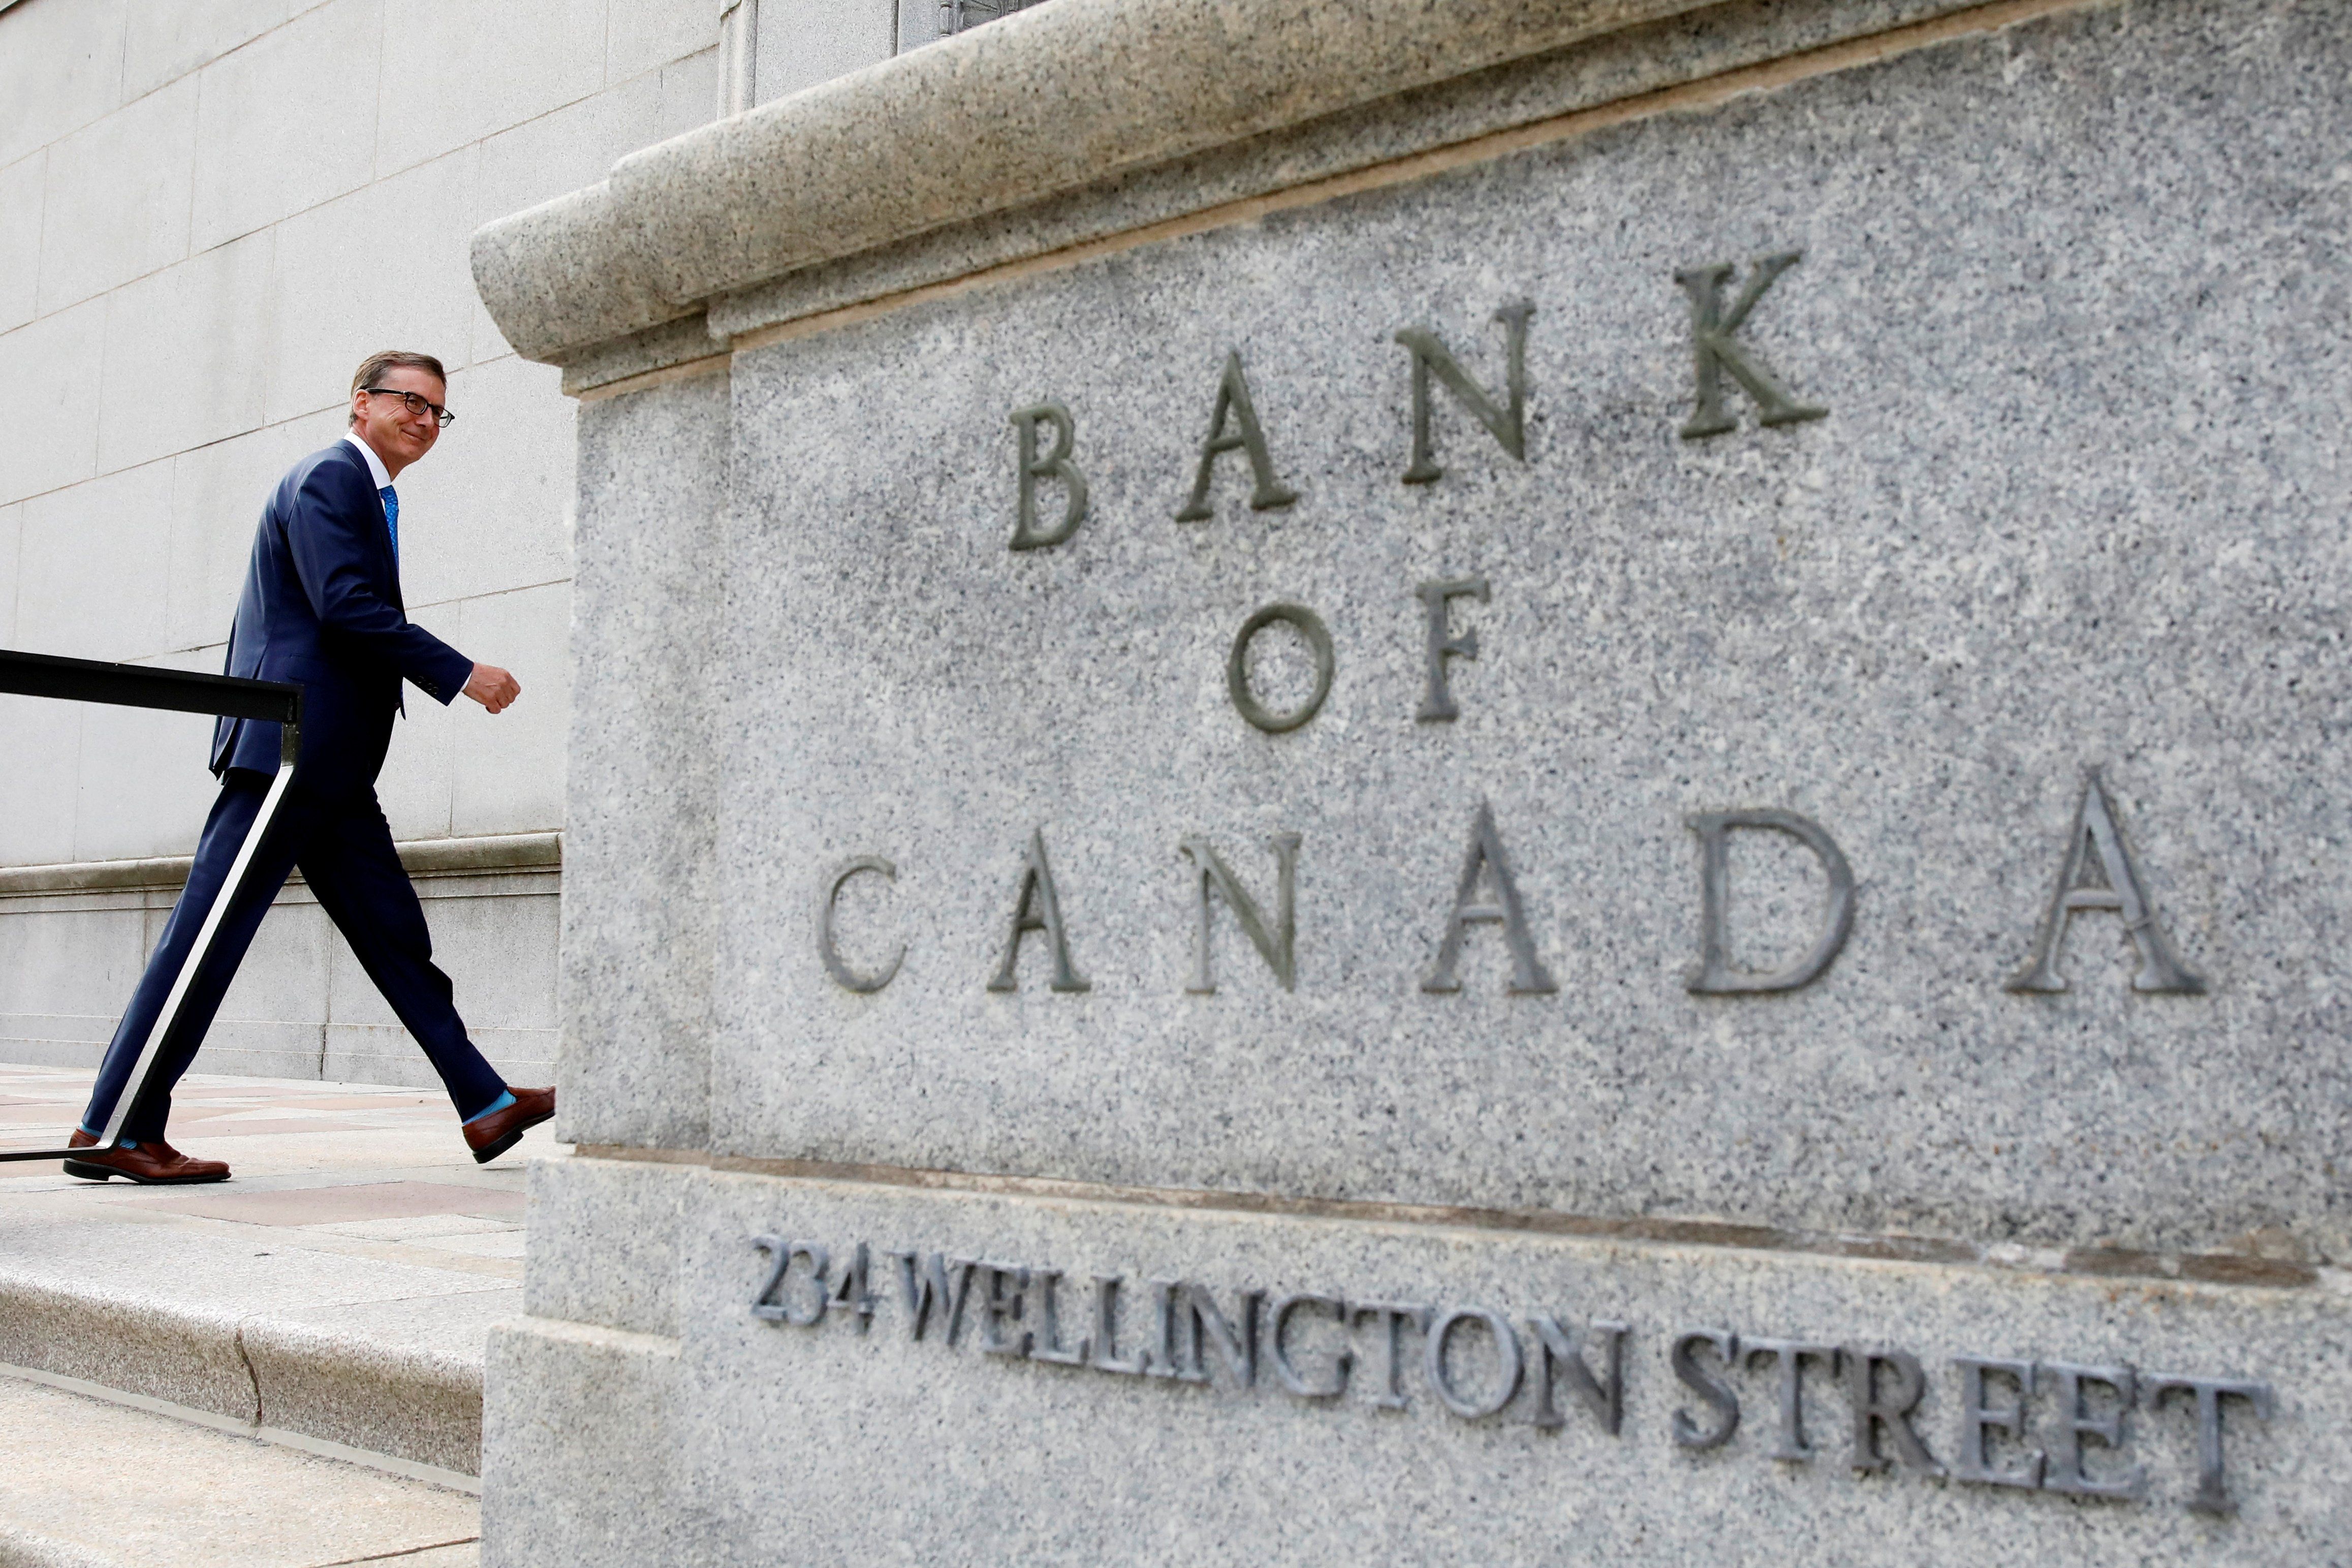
662, 1168, 2346, 1563
704, 0, 2352, 1261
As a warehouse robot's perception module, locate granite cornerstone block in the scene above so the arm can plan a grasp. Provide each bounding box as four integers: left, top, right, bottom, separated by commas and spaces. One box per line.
474, 0, 2352, 1559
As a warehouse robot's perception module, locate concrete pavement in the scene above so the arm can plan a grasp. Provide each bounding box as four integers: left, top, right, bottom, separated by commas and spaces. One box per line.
0, 1372, 482, 1568
0, 1061, 563, 1563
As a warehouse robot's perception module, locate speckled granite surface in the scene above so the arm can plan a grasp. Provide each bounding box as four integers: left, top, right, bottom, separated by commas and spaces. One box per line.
702, 0, 2352, 1262
490, 1165, 2345, 1565
491, 0, 2352, 1559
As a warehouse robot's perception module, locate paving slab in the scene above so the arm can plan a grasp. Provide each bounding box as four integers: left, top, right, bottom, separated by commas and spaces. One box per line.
131, 1181, 526, 1228
0, 1372, 479, 1568
0, 1064, 563, 1476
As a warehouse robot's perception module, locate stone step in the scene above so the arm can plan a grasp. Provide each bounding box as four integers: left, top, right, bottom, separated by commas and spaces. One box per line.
0, 1067, 558, 1481
0, 1243, 505, 1479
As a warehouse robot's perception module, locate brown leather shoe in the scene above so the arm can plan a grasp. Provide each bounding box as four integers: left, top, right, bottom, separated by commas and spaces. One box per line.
464, 1086, 554, 1165
63, 1128, 230, 1185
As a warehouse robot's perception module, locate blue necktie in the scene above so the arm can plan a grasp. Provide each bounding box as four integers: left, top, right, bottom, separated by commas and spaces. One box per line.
380, 486, 399, 561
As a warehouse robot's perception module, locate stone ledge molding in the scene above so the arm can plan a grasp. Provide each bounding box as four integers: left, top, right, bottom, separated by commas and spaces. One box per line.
472, 0, 1730, 363
0, 831, 560, 897
563, 1147, 2328, 1292
493, 1315, 681, 1359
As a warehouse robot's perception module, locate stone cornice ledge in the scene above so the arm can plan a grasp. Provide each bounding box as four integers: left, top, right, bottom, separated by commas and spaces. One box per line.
473, 0, 1727, 365
0, 831, 561, 896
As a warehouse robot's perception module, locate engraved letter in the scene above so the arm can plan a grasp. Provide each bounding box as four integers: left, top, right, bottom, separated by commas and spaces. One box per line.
1745, 1338, 1838, 1461
749, 1234, 790, 1323
773, 1241, 830, 1327
889, 1250, 976, 1344
817, 856, 904, 993
1953, 1356, 2043, 1489
1010, 402, 1086, 550
1684, 809, 1855, 994
1674, 252, 1827, 439
1671, 1329, 1741, 1450
2007, 770, 2205, 994
2147, 1373, 2274, 1516
1352, 1302, 1432, 1411
827, 1240, 876, 1332
1415, 577, 1489, 723
1180, 833, 1300, 993
1424, 1306, 1524, 1420
1087, 1275, 1149, 1376
1423, 801, 1558, 994
1028, 1269, 1091, 1366
974, 1260, 1031, 1358
1527, 1315, 1627, 1435
1142, 1278, 1201, 1383
1182, 1282, 1262, 1389
1175, 350, 1297, 521
2040, 1362, 2145, 1500
1226, 603, 1334, 734
986, 828, 1090, 993
1396, 301, 1533, 483
1836, 1346, 1945, 1476
1268, 1294, 1351, 1400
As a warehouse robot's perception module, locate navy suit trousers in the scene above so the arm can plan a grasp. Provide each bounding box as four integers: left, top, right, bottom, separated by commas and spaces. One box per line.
81, 770, 507, 1142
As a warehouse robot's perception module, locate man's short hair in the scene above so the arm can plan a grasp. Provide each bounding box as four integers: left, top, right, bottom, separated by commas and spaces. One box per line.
349, 350, 448, 426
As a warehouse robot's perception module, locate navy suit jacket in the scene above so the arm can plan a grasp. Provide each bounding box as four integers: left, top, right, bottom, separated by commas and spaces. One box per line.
210, 441, 473, 797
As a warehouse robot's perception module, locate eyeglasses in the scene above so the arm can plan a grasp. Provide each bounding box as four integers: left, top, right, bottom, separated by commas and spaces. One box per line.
361, 387, 457, 428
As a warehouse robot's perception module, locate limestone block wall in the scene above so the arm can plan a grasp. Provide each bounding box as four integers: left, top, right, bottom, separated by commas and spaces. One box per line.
0, 0, 893, 1088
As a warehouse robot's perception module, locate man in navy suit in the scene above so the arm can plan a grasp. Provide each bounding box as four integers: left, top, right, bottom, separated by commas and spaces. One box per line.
67, 351, 554, 1184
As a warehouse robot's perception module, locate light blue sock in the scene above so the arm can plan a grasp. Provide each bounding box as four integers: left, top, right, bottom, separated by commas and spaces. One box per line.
463, 1090, 517, 1126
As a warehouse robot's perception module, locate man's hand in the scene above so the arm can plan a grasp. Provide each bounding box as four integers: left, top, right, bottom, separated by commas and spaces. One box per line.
463, 663, 521, 714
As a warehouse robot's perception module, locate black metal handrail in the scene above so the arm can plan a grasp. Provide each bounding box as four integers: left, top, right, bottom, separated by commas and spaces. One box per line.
0, 649, 301, 1163
0, 648, 299, 723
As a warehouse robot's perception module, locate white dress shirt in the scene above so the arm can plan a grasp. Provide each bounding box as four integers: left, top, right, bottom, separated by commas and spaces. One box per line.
342, 431, 392, 492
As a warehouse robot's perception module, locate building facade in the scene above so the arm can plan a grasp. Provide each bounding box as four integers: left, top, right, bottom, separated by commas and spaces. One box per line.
0, 0, 908, 1090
